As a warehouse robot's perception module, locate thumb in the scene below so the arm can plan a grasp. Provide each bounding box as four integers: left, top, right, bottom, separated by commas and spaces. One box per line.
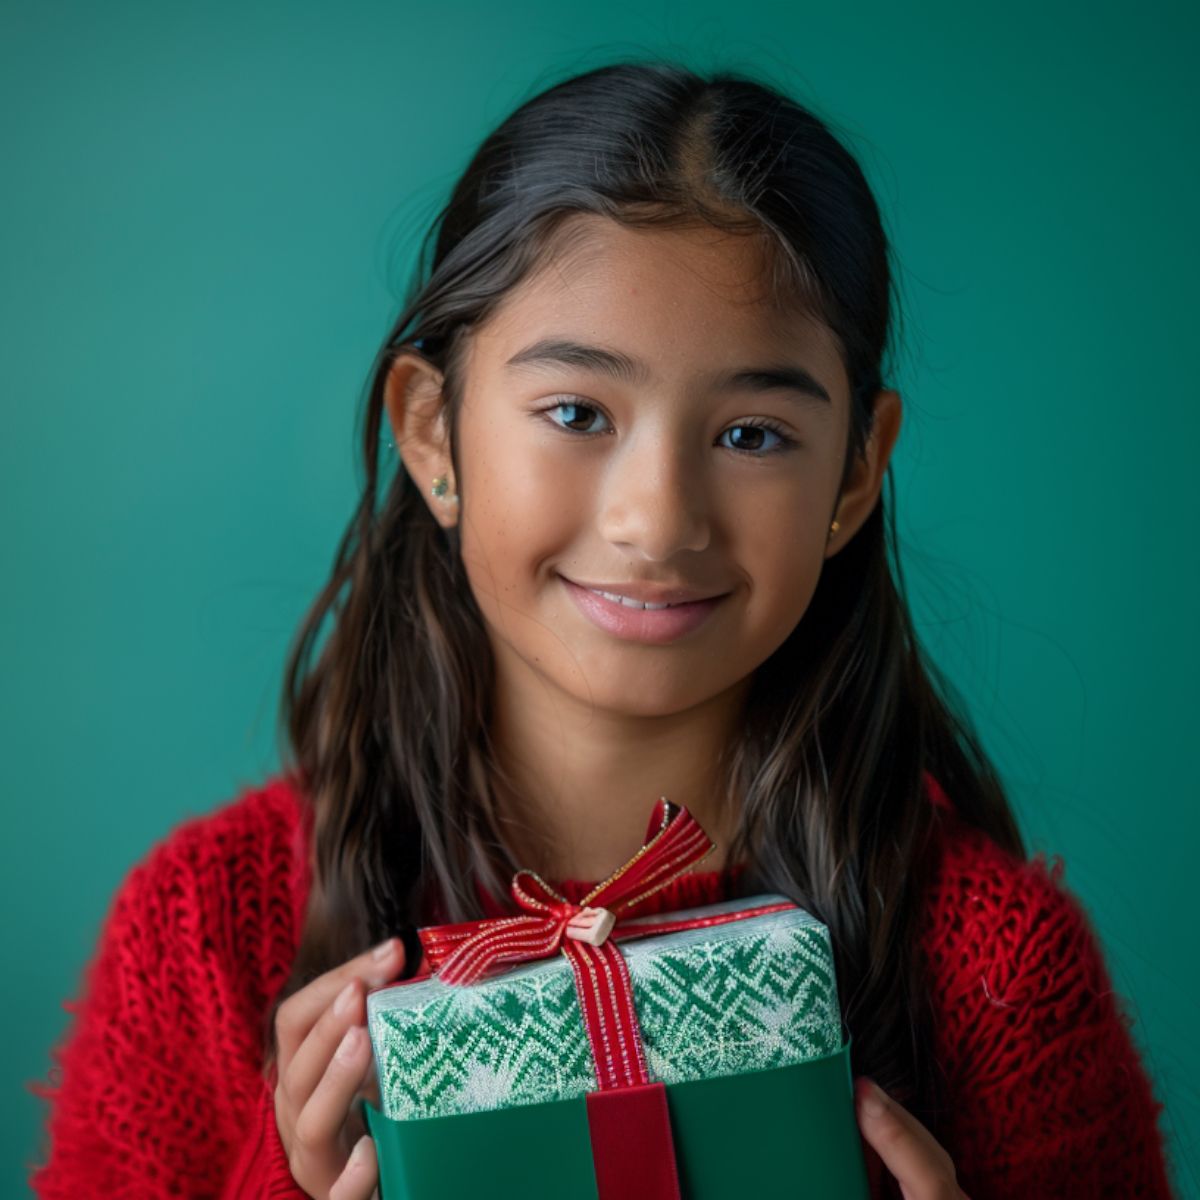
332, 1134, 378, 1200
858, 1132, 885, 1198
854, 1079, 887, 1198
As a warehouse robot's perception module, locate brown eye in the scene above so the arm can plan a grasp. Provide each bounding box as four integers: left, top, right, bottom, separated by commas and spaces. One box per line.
720, 421, 794, 455
542, 399, 610, 435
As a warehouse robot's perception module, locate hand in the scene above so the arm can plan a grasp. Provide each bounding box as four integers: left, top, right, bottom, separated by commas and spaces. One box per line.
272, 937, 406, 1200
854, 1077, 970, 1200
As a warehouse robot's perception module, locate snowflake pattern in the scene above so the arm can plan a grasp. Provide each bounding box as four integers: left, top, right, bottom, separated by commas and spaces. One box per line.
367, 894, 844, 1120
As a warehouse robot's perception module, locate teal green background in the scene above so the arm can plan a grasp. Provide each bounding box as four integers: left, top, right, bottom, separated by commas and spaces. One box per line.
3, 2, 1196, 1196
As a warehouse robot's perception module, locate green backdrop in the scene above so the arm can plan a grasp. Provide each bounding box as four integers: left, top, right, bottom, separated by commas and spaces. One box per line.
3, 1, 1196, 1196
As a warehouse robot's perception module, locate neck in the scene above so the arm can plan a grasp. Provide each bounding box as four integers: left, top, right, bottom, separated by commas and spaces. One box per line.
487, 658, 750, 885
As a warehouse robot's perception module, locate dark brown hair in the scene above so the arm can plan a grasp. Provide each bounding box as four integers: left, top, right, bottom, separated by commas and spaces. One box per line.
261, 59, 1026, 1146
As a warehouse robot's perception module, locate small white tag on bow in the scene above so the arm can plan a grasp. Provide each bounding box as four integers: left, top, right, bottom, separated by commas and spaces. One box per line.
565, 905, 616, 946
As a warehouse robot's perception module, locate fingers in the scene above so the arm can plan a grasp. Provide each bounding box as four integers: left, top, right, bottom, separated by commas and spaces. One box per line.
854, 1078, 963, 1199
292, 1023, 374, 1161
329, 1134, 378, 1200
275, 938, 405, 1070
271, 940, 404, 1198
286, 976, 370, 1106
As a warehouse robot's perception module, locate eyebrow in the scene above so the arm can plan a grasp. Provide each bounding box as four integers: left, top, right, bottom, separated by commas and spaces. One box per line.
504, 337, 832, 407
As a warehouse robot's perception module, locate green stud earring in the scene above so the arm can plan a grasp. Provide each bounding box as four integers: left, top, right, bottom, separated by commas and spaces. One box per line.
430, 474, 459, 507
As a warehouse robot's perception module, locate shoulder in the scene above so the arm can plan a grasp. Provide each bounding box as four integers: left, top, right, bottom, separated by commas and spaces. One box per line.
136, 770, 309, 891
29, 776, 316, 1189
917, 771, 1076, 982
917, 808, 1173, 1191
102, 772, 311, 999
921, 804, 1098, 1011
148, 769, 308, 860
919, 798, 1149, 1099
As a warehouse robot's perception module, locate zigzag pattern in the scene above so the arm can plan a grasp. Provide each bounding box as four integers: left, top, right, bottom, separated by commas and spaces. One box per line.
368, 903, 843, 1119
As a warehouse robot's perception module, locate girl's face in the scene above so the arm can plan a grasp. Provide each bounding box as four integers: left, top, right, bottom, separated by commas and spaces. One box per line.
399, 216, 899, 719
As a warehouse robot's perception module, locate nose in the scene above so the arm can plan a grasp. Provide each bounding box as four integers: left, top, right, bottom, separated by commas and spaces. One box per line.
596, 429, 712, 560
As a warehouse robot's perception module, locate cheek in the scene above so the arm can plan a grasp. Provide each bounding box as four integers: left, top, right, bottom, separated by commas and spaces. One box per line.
739, 504, 825, 582
727, 478, 829, 637
735, 453, 827, 539
456, 429, 586, 599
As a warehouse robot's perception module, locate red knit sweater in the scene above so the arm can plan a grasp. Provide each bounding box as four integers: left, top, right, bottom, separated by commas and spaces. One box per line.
26, 772, 1175, 1198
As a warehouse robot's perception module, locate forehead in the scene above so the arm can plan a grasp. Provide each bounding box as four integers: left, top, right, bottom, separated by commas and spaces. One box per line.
470, 215, 845, 382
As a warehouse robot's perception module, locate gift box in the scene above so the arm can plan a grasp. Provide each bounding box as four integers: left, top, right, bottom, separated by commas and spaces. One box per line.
362, 800, 870, 1199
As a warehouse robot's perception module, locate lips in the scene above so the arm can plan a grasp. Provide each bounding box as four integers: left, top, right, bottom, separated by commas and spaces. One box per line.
559, 575, 726, 645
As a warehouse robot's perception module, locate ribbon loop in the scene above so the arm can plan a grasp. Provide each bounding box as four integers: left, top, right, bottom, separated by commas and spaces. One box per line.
418, 796, 715, 986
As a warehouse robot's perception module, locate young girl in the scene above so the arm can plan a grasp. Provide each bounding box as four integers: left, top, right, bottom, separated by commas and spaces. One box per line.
29, 61, 1174, 1200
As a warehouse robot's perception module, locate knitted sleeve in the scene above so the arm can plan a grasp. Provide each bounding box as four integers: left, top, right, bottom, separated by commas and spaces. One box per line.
925, 833, 1176, 1198
26, 830, 309, 1198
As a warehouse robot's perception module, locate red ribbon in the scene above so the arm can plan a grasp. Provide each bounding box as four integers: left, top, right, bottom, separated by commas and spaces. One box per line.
413, 797, 795, 1199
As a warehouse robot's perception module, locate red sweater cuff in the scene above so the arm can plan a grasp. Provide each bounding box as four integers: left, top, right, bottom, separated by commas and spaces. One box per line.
220, 1075, 311, 1199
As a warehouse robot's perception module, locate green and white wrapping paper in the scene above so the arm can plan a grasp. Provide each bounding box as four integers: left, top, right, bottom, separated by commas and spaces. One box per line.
366, 893, 844, 1121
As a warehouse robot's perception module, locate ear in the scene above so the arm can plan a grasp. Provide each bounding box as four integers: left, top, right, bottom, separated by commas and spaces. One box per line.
824, 388, 902, 558
383, 350, 458, 528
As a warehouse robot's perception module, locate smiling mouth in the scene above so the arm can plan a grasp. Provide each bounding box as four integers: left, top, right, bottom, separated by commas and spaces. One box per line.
558, 575, 728, 645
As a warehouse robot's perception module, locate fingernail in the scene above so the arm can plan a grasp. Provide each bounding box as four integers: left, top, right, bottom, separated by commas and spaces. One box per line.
372, 938, 395, 961
858, 1077, 886, 1117
349, 1133, 371, 1167
336, 1025, 363, 1062
334, 980, 357, 1017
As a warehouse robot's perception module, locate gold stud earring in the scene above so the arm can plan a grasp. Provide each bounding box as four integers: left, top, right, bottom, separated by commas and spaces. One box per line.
828, 519, 840, 538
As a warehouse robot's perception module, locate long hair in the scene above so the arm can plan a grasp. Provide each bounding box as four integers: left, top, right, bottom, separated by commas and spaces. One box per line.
260, 59, 1026, 1144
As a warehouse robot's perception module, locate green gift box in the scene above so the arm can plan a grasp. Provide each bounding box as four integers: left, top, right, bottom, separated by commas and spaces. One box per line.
363, 894, 871, 1198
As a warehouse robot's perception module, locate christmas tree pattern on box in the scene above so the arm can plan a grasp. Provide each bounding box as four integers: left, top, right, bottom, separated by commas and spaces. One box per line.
367, 894, 844, 1120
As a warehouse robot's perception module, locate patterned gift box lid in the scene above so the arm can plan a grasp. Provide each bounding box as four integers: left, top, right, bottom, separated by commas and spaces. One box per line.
366, 893, 844, 1121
